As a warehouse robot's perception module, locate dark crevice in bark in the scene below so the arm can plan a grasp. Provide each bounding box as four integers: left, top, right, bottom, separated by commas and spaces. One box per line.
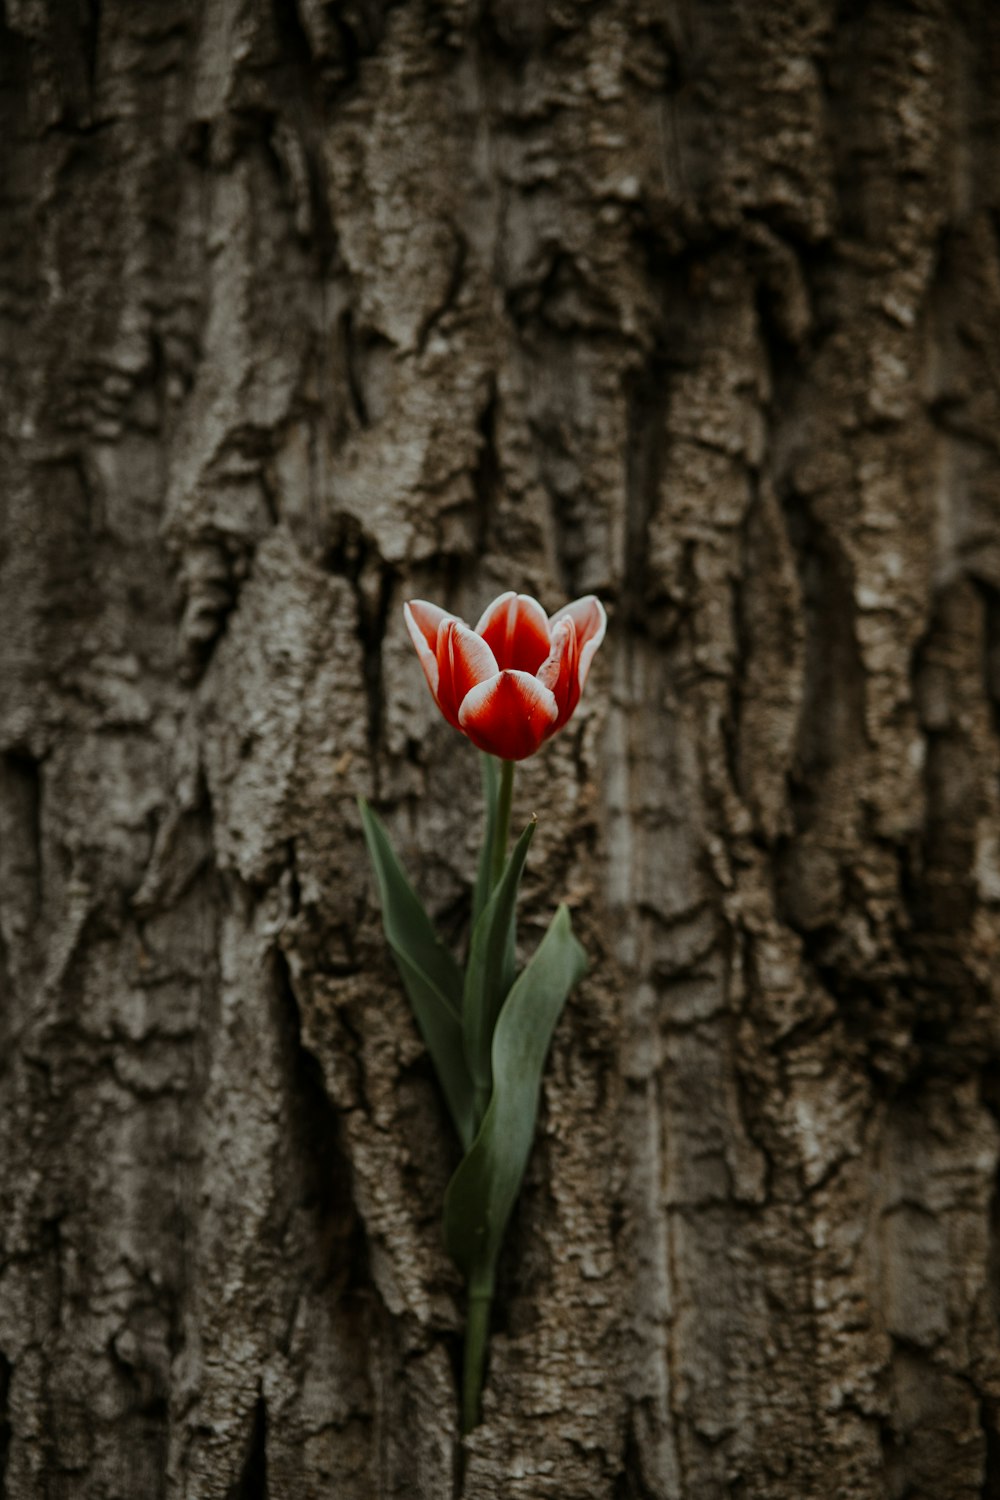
0, 928, 12, 1069
285, 838, 302, 918
774, 485, 866, 927
41, 1214, 64, 1335
980, 1396, 1000, 1500
267, 0, 339, 272
819, 0, 878, 248
614, 1407, 660, 1499
0, 13, 31, 81
981, 1139, 1000, 1498
475, 0, 564, 62
272, 0, 392, 101
176, 539, 244, 683
324, 515, 395, 777
271, 0, 315, 67
226, 1392, 268, 1500
342, 311, 370, 429
751, 237, 813, 410
927, 391, 1000, 464
80, 0, 101, 105
471, 378, 499, 556
340, 312, 396, 434
340, 312, 395, 434
973, 578, 1000, 740
981, 1089, 1000, 1499
0, 1351, 10, 1499
876, 1406, 904, 1495
132, 773, 215, 921
452, 1416, 464, 1500
319, 12, 363, 96
726, 470, 761, 817
0, 746, 42, 907
982, 1048, 1000, 1127
271, 946, 370, 1297
895, 585, 991, 1091
782, 493, 865, 824
30, 0, 103, 129
767, 482, 929, 1084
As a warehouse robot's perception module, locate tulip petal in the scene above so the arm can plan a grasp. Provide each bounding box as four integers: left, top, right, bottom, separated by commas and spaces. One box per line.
474, 591, 516, 635
439, 621, 499, 725
549, 595, 607, 691
458, 670, 559, 761
405, 600, 456, 701
537, 616, 581, 733
406, 598, 453, 650
475, 592, 551, 675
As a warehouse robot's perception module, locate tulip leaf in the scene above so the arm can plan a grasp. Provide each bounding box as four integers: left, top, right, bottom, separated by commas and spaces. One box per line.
471, 755, 500, 934
358, 798, 476, 1150
463, 817, 536, 1112
443, 903, 586, 1282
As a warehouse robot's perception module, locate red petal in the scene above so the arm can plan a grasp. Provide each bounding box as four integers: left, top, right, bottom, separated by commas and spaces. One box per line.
537, 616, 581, 733
475, 592, 551, 674
549, 596, 607, 691
405, 600, 455, 703
458, 670, 558, 760
435, 621, 498, 728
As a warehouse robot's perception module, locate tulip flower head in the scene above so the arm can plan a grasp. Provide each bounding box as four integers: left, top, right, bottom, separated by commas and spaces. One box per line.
404, 591, 607, 760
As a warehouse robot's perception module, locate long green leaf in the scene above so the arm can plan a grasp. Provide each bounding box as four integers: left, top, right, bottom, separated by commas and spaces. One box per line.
463, 818, 536, 1108
359, 799, 476, 1149
443, 904, 586, 1282
358, 799, 462, 1009
471, 755, 500, 935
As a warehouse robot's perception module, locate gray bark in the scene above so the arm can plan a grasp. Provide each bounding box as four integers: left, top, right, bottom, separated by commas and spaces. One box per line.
3, 0, 1000, 1496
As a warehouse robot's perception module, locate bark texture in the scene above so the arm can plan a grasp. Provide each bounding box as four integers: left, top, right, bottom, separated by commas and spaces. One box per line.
3, 1, 1000, 1496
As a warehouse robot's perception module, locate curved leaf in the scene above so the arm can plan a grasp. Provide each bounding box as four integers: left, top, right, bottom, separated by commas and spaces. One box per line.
443, 904, 586, 1281
463, 818, 535, 1108
359, 799, 476, 1149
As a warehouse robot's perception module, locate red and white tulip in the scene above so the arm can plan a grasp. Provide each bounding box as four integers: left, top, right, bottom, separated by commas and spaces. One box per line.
404, 590, 607, 760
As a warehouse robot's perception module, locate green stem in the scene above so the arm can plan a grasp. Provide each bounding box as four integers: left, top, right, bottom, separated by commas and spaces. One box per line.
490, 759, 515, 891
461, 1270, 494, 1433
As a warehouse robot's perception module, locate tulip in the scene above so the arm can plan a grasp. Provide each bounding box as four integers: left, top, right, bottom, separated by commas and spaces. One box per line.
404, 591, 607, 761
368, 587, 602, 1434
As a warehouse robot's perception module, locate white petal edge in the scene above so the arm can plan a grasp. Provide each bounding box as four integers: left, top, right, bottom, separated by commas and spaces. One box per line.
404, 600, 455, 695
406, 599, 456, 646
550, 596, 607, 689
536, 616, 576, 693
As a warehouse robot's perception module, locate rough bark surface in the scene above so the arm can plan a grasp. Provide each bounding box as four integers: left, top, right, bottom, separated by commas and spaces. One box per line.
3, 1, 1000, 1496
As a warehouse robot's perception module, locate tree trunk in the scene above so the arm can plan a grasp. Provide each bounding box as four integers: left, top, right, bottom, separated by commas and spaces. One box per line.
3, 1, 1000, 1495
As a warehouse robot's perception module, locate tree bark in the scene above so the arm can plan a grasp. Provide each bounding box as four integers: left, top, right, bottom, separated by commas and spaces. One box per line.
3, 1, 1000, 1496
